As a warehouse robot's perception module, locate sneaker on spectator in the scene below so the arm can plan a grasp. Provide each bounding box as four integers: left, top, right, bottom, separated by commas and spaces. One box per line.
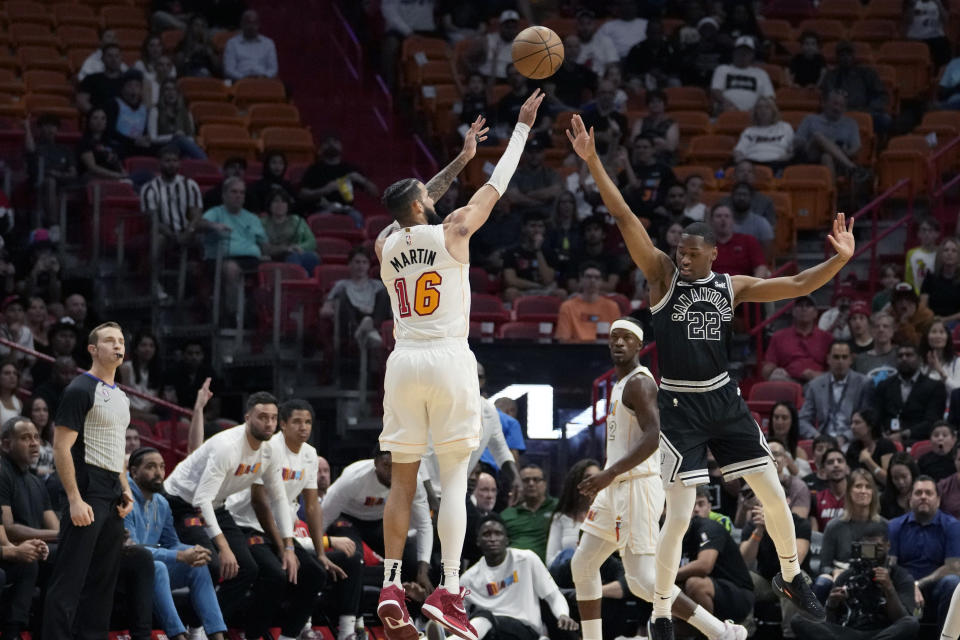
188, 628, 208, 640
422, 588, 478, 640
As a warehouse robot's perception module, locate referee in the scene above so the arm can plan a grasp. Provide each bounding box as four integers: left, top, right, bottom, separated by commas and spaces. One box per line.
42, 321, 134, 640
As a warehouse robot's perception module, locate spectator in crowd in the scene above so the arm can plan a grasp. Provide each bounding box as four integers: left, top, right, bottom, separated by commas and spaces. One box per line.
202, 157, 248, 210
147, 79, 205, 159
874, 342, 946, 443
918, 421, 958, 481
322, 449, 433, 589
34, 355, 75, 414
25, 296, 49, 353
804, 434, 841, 492
134, 35, 174, 106
845, 409, 897, 483
623, 133, 676, 218
728, 181, 774, 257
733, 97, 794, 169
920, 237, 960, 323
798, 341, 872, 442
125, 447, 227, 640
905, 217, 941, 293
624, 18, 678, 91
77, 30, 128, 81
792, 523, 919, 640
814, 448, 849, 531
694, 483, 734, 531
674, 15, 729, 87
903, 0, 951, 68
501, 465, 558, 561
262, 188, 319, 274
319, 246, 390, 352
163, 392, 296, 633
379, 0, 436, 88
939, 54, 960, 108
763, 296, 833, 383
566, 216, 622, 293
719, 1, 764, 46
651, 190, 691, 245
0, 361, 20, 426
770, 441, 812, 519
787, 31, 826, 88
846, 301, 875, 353
721, 160, 777, 227
659, 220, 685, 264
937, 446, 960, 517
888, 475, 960, 627
873, 263, 902, 312
813, 469, 887, 601
920, 320, 960, 400
496, 66, 552, 146
507, 139, 562, 216
62, 293, 94, 336
710, 36, 774, 113
479, 10, 520, 81
547, 191, 582, 275
0, 416, 53, 639
628, 90, 679, 165
461, 515, 579, 640
125, 425, 141, 457
484, 395, 527, 470
854, 312, 899, 382
224, 10, 278, 80
820, 41, 890, 133
23, 236, 63, 311
456, 74, 491, 138
678, 499, 755, 624
25, 395, 54, 478
472, 471, 498, 512
165, 341, 218, 411
554, 263, 620, 343
597, 0, 646, 60
0, 297, 33, 368
544, 36, 597, 111
818, 288, 858, 342
795, 90, 862, 177
119, 332, 162, 425
575, 9, 618, 76
248, 151, 296, 214
316, 455, 331, 502
31, 322, 77, 387
502, 212, 565, 303
581, 80, 628, 156
78, 107, 127, 182
769, 401, 813, 477
881, 453, 921, 520
104, 71, 152, 160
545, 459, 599, 569
175, 15, 220, 78
683, 174, 707, 221
24, 114, 77, 229
299, 134, 377, 229
77, 44, 127, 113
197, 177, 267, 318
438, 2, 483, 43
709, 202, 768, 278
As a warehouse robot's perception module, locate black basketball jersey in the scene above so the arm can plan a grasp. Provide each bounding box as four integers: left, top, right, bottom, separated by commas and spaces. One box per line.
650, 269, 735, 393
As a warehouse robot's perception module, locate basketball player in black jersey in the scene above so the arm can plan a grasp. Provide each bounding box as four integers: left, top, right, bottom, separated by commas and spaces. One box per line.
566, 114, 855, 640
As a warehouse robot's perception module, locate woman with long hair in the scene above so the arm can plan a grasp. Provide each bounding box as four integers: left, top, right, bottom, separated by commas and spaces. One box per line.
733, 97, 794, 169
148, 78, 205, 159
880, 452, 920, 519
659, 221, 684, 264
249, 150, 297, 214
0, 360, 21, 425
25, 296, 50, 350
263, 188, 319, 274
920, 319, 960, 400
768, 401, 812, 477
845, 408, 896, 483
78, 107, 127, 181
135, 34, 177, 105
175, 15, 220, 77
26, 394, 55, 478
546, 458, 601, 568
920, 237, 960, 324
814, 469, 886, 600
119, 332, 163, 424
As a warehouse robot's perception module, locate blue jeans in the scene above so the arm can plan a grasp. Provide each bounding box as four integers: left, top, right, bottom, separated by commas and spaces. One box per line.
922, 573, 960, 628
285, 250, 320, 274
168, 135, 207, 160
813, 574, 834, 603
152, 558, 227, 636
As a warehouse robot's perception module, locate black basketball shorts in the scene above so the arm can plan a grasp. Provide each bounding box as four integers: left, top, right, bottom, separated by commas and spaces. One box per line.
658, 379, 774, 486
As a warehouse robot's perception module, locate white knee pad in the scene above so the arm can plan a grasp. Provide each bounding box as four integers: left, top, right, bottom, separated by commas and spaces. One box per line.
623, 553, 656, 602
571, 535, 614, 601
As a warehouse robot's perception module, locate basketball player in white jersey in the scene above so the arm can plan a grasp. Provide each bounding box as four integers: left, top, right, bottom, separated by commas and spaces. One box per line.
572, 318, 747, 640
374, 89, 544, 640
943, 585, 960, 639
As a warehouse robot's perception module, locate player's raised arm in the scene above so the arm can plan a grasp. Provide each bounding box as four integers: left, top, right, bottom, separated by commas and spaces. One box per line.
565, 114, 673, 286
733, 213, 855, 305
425, 115, 489, 203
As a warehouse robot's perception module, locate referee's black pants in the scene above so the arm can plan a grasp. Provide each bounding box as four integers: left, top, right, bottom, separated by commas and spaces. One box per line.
42, 468, 125, 640
246, 534, 327, 638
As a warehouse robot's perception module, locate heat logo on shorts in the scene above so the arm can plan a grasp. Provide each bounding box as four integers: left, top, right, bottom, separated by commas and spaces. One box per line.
234, 462, 261, 476
586, 509, 597, 521
485, 570, 520, 596
364, 496, 386, 506
281, 468, 303, 481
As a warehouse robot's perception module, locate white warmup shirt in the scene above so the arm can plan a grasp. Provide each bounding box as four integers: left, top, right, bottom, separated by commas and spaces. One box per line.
711, 64, 775, 111
461, 548, 569, 631
321, 458, 434, 563
605, 364, 660, 481
164, 425, 293, 540
226, 433, 319, 533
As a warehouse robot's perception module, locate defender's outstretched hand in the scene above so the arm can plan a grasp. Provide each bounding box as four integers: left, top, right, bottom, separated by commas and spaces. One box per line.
518, 89, 545, 127
565, 114, 597, 161
827, 212, 855, 261
461, 116, 489, 159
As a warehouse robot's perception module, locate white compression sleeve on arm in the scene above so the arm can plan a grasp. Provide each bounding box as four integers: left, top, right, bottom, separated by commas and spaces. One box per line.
485, 122, 531, 196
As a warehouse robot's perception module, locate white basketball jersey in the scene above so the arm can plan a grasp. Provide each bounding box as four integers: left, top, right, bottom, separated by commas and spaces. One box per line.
381, 224, 470, 341
606, 364, 660, 480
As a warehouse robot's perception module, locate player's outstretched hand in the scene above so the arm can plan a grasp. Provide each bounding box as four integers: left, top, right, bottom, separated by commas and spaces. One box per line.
827, 212, 855, 262
518, 88, 545, 128
565, 114, 597, 161
461, 116, 489, 160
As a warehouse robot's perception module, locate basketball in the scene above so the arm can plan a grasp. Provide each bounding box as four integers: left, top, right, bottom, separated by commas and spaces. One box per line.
511, 26, 564, 80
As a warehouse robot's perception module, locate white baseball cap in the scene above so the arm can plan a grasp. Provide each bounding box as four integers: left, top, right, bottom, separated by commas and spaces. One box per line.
735, 35, 756, 49
500, 10, 520, 23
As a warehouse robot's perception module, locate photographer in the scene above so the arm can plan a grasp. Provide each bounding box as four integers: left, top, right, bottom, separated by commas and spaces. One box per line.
791, 523, 919, 640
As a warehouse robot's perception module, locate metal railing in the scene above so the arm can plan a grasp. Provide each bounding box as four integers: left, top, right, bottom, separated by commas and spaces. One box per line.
328, 0, 362, 81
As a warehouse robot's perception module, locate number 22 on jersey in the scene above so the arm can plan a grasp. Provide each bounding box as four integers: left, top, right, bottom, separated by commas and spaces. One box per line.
394, 271, 442, 317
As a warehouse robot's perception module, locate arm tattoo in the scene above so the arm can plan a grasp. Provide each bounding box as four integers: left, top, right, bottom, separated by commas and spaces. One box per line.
425, 153, 469, 202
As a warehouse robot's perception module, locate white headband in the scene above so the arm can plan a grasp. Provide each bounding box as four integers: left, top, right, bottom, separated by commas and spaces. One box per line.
610, 319, 644, 342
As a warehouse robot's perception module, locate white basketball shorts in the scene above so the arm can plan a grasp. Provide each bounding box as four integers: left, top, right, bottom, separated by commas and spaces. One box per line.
581, 474, 665, 554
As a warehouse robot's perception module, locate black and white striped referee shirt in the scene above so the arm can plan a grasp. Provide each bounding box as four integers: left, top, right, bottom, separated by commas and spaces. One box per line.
56, 372, 130, 476
140, 174, 203, 233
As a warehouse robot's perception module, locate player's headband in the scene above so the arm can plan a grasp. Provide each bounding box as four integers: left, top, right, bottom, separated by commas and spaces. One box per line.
610, 319, 644, 342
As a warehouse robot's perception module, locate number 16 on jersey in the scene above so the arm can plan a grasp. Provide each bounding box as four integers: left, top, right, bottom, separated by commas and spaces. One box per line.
394, 271, 443, 317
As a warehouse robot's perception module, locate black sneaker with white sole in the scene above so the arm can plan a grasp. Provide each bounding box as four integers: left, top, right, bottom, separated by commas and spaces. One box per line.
647, 617, 674, 640
773, 572, 826, 621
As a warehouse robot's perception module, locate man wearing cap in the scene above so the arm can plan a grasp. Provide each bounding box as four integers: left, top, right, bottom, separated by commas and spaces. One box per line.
798, 341, 873, 441
891, 282, 935, 346
576, 9, 619, 76
795, 90, 862, 177
874, 343, 947, 444
819, 41, 890, 133
709, 36, 774, 112
846, 301, 874, 353
762, 296, 834, 383
480, 11, 521, 80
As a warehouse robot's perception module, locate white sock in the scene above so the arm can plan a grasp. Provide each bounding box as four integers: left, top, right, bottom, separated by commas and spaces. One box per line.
383, 559, 403, 587
942, 583, 960, 639
688, 605, 726, 639
744, 464, 801, 581
279, 635, 297, 640
338, 615, 357, 640
472, 618, 492, 640
441, 560, 460, 594
653, 484, 696, 619
581, 619, 602, 640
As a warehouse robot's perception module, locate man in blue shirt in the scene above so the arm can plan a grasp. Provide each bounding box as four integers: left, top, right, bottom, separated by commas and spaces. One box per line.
125, 447, 227, 640
888, 475, 960, 627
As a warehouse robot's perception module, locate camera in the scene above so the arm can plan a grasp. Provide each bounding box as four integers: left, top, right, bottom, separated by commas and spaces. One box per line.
842, 541, 888, 626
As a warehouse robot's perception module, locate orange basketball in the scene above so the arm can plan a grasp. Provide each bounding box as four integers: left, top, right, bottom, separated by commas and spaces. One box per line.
511, 26, 564, 80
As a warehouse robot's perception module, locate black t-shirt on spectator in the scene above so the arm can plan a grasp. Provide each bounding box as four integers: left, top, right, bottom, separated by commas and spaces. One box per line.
460, 92, 489, 125
502, 245, 559, 286
565, 246, 624, 284
742, 513, 812, 580
788, 54, 826, 87
300, 161, 360, 205
803, 472, 827, 493
549, 63, 597, 109
581, 109, 628, 155
921, 273, 960, 318
0, 452, 52, 528
626, 163, 676, 216
624, 40, 678, 82
850, 339, 874, 354
682, 516, 753, 590
919, 451, 956, 482
79, 73, 125, 109
496, 90, 539, 127
77, 135, 123, 175
845, 437, 898, 475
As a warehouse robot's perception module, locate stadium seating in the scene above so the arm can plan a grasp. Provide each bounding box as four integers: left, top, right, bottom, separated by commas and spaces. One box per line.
780, 164, 835, 230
